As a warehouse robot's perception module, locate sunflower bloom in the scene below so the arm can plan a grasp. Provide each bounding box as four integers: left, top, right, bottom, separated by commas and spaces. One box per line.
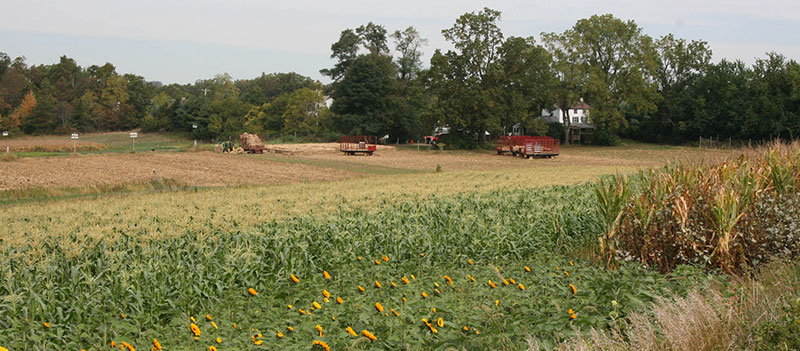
248, 288, 258, 296
336, 296, 343, 304
290, 274, 300, 283
503, 279, 509, 286
288, 304, 293, 309
402, 276, 411, 284
374, 259, 381, 265
391, 281, 397, 287
190, 323, 201, 336
277, 330, 284, 338
346, 326, 358, 336
463, 326, 469, 331
211, 321, 218, 329
323, 271, 331, 279
375, 280, 382, 288
570, 313, 577, 319
358, 285, 365, 292
209, 346, 217, 351
437, 317, 444, 328
569, 284, 577, 295
358, 256, 363, 261
287, 326, 294, 332
323, 290, 331, 298
206, 314, 212, 321
467, 274, 476, 282
391, 308, 399, 317
421, 291, 428, 298
216, 337, 222, 343
43, 322, 51, 328
153, 339, 162, 350
568, 308, 574, 314
564, 271, 570, 277
488, 280, 496, 288
570, 261, 574, 266
495, 299, 500, 306
316, 324, 324, 336
444, 275, 454, 285
362, 329, 378, 341
468, 259, 474, 265
525, 266, 531, 272
312, 340, 331, 351
411, 274, 416, 280
518, 283, 525, 290
313, 301, 322, 309
383, 255, 389, 262
509, 278, 516, 285
375, 302, 384, 312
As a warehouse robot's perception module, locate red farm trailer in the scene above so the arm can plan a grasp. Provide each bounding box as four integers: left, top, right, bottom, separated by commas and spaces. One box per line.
512, 136, 560, 158
339, 135, 377, 155
495, 135, 529, 155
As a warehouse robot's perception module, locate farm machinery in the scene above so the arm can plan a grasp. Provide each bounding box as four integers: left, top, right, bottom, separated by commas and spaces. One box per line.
339, 135, 377, 155
495, 136, 560, 158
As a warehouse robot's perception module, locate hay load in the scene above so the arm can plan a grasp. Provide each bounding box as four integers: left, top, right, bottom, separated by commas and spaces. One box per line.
239, 133, 265, 153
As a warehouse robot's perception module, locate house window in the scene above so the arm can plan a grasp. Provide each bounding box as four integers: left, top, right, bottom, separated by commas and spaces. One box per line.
572, 116, 579, 123
573, 109, 578, 114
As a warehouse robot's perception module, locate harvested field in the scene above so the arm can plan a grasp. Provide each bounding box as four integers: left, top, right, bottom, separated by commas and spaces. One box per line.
0, 142, 740, 191
282, 142, 739, 172
0, 151, 351, 190
264, 142, 395, 155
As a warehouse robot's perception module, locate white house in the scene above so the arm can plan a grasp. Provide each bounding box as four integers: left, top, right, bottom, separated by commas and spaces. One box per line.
542, 98, 591, 125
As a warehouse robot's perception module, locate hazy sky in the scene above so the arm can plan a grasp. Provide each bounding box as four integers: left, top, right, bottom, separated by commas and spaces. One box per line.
1, 0, 799, 84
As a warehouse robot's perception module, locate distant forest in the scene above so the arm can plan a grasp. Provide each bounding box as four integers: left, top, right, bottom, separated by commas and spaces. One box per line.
1, 8, 799, 146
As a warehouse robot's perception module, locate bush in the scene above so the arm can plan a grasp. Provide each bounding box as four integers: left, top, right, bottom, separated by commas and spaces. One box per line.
437, 132, 478, 149
594, 129, 621, 146
547, 122, 565, 142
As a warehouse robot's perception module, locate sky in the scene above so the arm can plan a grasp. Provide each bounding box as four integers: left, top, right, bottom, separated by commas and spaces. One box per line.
1, 0, 799, 84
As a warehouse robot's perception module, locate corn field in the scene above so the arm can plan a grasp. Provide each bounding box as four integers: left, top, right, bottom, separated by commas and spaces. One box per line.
594, 141, 800, 273
0, 185, 709, 350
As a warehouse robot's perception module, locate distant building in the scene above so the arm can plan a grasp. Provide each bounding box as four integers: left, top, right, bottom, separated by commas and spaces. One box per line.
542, 98, 591, 125
541, 98, 594, 144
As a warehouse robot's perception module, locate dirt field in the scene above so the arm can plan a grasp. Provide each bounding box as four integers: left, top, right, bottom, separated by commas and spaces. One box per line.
0, 152, 351, 190
0, 141, 738, 191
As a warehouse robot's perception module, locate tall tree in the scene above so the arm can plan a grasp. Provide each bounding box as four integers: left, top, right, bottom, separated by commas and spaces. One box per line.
427, 7, 505, 145
546, 14, 658, 137
391, 27, 427, 81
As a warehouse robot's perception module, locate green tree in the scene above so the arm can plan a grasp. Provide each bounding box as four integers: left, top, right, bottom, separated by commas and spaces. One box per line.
282, 87, 327, 136
547, 14, 658, 137
427, 7, 506, 145
391, 27, 427, 81
497, 36, 554, 136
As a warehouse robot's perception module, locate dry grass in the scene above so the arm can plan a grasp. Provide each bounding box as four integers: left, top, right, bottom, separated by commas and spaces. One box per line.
557, 260, 800, 351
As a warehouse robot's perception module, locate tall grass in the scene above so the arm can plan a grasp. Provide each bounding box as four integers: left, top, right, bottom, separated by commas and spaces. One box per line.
557, 260, 800, 351
593, 141, 800, 273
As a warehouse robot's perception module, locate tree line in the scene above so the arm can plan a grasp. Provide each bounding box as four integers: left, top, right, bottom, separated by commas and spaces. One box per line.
1, 8, 798, 145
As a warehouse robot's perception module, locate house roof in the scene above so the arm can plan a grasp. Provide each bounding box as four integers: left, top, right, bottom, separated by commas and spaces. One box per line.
571, 101, 590, 109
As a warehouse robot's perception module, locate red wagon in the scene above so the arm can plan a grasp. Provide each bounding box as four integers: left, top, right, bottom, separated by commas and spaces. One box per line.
496, 136, 560, 158
339, 135, 377, 155
513, 136, 560, 158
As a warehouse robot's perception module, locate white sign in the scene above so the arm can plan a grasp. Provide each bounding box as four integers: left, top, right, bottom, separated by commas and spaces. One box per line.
2, 131, 7, 137
192, 124, 198, 129
71, 133, 79, 140
130, 132, 138, 138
